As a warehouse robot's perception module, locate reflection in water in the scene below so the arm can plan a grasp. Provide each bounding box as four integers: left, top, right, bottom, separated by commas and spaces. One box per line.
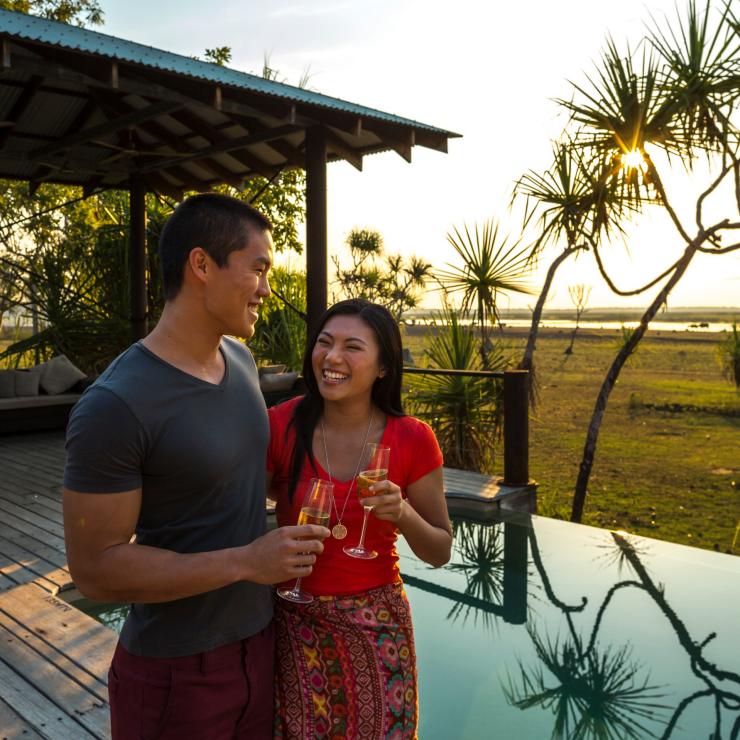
504, 628, 669, 740
446, 520, 505, 627
610, 533, 740, 740
433, 519, 740, 739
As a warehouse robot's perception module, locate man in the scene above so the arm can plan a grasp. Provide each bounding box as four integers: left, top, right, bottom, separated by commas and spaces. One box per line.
63, 193, 328, 739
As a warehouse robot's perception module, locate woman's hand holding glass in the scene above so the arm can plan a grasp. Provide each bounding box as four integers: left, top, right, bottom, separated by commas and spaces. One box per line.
343, 444, 391, 560
361, 478, 406, 524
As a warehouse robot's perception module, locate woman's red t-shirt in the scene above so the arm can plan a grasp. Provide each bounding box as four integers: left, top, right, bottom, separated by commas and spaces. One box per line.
267, 397, 443, 596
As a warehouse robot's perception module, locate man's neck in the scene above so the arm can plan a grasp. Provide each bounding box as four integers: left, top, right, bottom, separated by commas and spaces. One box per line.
142, 301, 226, 383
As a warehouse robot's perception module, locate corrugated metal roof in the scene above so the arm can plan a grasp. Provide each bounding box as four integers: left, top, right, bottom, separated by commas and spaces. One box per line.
0, 8, 459, 137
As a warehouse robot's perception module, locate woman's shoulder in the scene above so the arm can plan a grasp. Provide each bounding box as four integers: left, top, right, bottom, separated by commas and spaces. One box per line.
391, 413, 436, 440
268, 395, 304, 426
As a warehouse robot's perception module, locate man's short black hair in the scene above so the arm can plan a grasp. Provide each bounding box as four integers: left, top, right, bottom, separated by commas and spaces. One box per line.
158, 193, 273, 301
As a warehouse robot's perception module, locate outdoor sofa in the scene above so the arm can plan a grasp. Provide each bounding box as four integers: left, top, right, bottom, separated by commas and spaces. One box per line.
0, 357, 305, 435
0, 355, 92, 435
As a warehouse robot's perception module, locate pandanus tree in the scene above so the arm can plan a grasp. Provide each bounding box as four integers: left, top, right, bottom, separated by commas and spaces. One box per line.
514, 141, 637, 398
558, 0, 740, 522
436, 220, 532, 368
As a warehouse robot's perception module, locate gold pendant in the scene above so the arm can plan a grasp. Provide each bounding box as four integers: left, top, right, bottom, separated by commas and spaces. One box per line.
332, 523, 348, 540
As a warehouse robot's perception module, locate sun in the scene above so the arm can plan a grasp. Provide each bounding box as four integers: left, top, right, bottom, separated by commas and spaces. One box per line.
621, 149, 647, 171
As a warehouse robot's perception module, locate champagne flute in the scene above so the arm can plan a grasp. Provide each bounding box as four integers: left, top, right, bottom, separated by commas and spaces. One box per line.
343, 443, 390, 560
277, 478, 333, 604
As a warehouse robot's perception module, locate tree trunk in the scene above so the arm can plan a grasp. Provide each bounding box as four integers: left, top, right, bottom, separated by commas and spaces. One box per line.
570, 243, 699, 523
519, 245, 580, 372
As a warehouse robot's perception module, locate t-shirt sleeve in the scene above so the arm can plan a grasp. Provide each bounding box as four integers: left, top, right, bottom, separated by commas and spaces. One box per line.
403, 417, 444, 487
63, 387, 147, 493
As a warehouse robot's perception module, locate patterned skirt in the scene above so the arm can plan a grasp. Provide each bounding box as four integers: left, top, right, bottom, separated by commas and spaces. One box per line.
274, 581, 418, 740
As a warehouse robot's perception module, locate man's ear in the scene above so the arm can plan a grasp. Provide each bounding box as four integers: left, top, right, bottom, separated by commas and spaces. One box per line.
188, 247, 209, 284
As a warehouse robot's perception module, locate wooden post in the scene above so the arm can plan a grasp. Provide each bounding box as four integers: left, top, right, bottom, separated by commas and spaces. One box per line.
305, 126, 327, 339
503, 370, 529, 486
502, 521, 528, 624
129, 178, 147, 341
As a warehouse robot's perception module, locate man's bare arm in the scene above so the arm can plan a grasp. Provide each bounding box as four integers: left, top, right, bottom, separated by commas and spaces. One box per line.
63, 487, 328, 603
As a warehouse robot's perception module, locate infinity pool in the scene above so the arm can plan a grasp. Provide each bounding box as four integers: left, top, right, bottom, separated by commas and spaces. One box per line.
403, 513, 740, 740
82, 514, 740, 739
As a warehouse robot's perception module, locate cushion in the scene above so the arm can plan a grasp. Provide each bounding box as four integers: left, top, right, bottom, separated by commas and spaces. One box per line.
0, 370, 15, 399
258, 364, 286, 377
259, 371, 298, 392
0, 393, 81, 410
14, 369, 40, 397
37, 355, 86, 395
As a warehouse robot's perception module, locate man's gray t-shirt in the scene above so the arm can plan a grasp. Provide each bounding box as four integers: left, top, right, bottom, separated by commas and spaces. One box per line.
64, 337, 272, 658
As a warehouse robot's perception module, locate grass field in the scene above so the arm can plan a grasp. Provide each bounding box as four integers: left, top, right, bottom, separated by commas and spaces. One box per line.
404, 326, 739, 555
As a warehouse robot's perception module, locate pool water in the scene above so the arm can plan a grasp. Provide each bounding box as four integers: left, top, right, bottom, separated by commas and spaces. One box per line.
402, 513, 740, 740
82, 513, 740, 739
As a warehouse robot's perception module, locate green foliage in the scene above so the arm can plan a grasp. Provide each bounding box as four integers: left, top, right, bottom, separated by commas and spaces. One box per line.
0, 186, 171, 372
717, 321, 740, 388
204, 46, 232, 66
436, 221, 532, 368
405, 305, 509, 473
249, 264, 307, 371
0, 0, 103, 26
332, 227, 431, 321
241, 170, 306, 254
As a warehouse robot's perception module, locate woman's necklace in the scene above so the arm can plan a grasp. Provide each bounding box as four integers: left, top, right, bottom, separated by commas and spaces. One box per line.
320, 410, 374, 540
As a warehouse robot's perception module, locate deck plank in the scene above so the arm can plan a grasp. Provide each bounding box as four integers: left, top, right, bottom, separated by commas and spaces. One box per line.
0, 551, 59, 593
0, 499, 66, 540
0, 697, 46, 739
0, 536, 69, 590
0, 527, 68, 570
0, 582, 117, 683
0, 657, 98, 739
0, 620, 110, 738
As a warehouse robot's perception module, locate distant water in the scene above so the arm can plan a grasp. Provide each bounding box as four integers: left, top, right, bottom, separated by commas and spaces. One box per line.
409, 318, 735, 333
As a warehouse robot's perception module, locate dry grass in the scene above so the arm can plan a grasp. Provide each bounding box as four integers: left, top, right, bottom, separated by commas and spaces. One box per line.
404, 326, 739, 555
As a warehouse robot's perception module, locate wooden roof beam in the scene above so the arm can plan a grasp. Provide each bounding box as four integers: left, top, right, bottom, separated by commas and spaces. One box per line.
143, 172, 184, 201
91, 89, 245, 189
324, 127, 362, 171
29, 100, 182, 161
169, 108, 275, 179
221, 110, 305, 168
0, 78, 90, 100
134, 123, 303, 175
363, 125, 415, 163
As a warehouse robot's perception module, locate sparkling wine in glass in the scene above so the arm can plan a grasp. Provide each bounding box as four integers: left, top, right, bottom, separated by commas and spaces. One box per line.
343, 444, 390, 560
277, 478, 332, 603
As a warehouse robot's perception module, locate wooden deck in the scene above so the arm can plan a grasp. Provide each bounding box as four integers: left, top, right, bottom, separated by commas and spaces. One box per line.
0, 430, 534, 737
0, 432, 116, 739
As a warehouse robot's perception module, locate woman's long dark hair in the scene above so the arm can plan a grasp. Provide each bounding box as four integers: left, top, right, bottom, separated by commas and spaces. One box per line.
287, 299, 405, 502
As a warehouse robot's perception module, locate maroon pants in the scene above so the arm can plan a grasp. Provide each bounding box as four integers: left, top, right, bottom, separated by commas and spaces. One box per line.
108, 623, 275, 740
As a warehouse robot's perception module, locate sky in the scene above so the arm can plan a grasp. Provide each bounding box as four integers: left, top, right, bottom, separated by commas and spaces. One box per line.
100, 0, 739, 310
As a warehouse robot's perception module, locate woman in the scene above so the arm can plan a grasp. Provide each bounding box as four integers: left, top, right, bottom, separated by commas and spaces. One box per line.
267, 299, 452, 739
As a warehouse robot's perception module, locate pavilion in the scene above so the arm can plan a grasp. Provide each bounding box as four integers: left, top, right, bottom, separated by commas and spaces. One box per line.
0, 8, 460, 337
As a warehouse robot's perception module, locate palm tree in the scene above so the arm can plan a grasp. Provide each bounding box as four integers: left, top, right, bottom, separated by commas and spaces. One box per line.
514, 142, 635, 396
406, 303, 507, 473
563, 0, 740, 522
436, 221, 532, 368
